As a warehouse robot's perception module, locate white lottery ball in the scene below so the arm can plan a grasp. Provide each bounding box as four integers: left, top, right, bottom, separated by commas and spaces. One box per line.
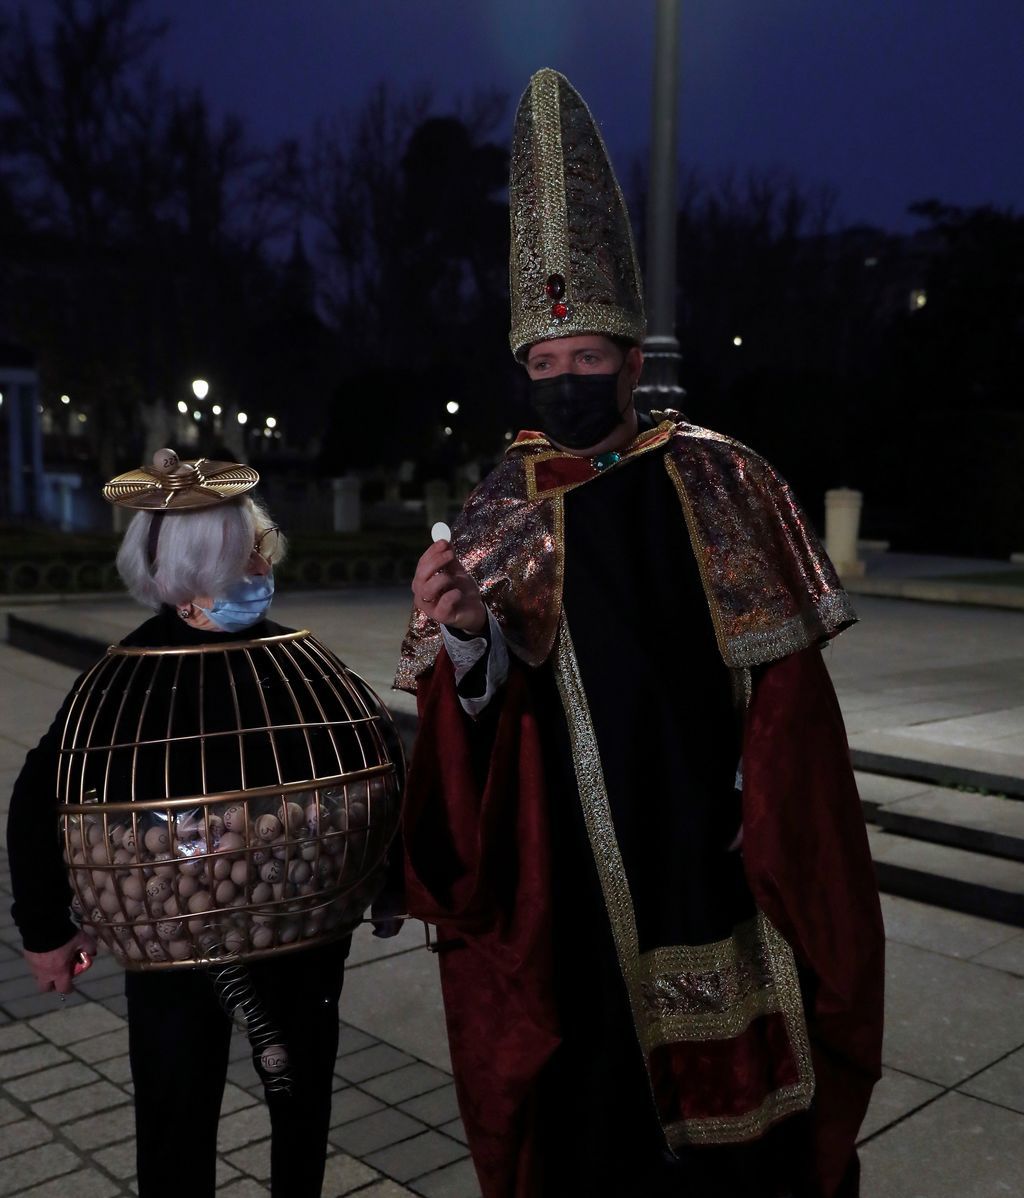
431, 522, 452, 543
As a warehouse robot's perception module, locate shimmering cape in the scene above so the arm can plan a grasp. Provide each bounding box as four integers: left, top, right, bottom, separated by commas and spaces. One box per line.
395, 414, 855, 691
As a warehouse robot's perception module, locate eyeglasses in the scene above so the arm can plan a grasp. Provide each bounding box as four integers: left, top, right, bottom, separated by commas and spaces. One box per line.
253, 525, 281, 565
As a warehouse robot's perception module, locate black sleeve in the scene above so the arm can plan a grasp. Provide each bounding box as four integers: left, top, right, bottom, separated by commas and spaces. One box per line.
5, 686, 80, 953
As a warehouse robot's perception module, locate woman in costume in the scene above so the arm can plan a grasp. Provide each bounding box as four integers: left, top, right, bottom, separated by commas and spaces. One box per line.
7, 449, 402, 1198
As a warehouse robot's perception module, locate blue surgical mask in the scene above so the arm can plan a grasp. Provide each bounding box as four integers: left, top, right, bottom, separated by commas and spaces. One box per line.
198, 572, 275, 632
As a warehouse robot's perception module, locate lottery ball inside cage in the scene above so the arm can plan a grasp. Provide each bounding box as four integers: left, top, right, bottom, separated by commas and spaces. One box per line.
58, 629, 404, 969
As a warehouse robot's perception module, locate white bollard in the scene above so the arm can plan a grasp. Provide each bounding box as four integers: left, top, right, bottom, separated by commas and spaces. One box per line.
825, 488, 865, 578
331, 477, 361, 533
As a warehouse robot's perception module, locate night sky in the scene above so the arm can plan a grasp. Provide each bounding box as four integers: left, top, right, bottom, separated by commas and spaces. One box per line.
122, 1, 1024, 231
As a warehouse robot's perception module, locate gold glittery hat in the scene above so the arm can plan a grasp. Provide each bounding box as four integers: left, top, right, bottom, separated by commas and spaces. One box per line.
508, 68, 646, 359
103, 448, 259, 510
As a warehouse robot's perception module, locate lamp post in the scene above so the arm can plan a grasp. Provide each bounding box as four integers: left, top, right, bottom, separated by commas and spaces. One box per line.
638, 0, 685, 406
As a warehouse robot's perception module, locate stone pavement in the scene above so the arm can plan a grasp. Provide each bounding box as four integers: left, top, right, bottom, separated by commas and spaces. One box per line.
2, 589, 1024, 1195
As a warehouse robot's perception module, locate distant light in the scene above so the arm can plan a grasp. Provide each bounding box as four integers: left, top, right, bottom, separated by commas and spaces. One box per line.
192, 410, 201, 421
38, 404, 44, 413
446, 401, 460, 414
211, 404, 222, 415
444, 426, 453, 436
192, 379, 209, 400
273, 430, 282, 439
910, 289, 927, 311
77, 412, 87, 423
504, 430, 513, 441
265, 416, 277, 429
176, 400, 188, 414
732, 335, 743, 347
60, 394, 71, 405
864, 256, 879, 268
237, 411, 248, 425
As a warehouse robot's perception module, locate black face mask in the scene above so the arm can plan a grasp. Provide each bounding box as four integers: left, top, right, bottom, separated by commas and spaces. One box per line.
528, 368, 628, 450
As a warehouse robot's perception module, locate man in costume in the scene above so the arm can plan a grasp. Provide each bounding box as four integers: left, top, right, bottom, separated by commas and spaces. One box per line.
395, 69, 883, 1198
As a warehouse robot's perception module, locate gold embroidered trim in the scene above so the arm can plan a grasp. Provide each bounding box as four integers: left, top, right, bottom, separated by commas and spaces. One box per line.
523, 419, 674, 502
664, 454, 730, 660
552, 617, 814, 1145
532, 69, 569, 289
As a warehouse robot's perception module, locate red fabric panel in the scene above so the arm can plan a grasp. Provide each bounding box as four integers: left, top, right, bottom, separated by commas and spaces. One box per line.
403, 653, 559, 1198
532, 454, 596, 495
649, 1011, 799, 1126
742, 646, 885, 1197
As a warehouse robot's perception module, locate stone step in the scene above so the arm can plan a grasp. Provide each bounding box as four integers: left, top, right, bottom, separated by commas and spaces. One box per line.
857, 772, 1024, 862
851, 744, 1024, 801
867, 827, 1024, 927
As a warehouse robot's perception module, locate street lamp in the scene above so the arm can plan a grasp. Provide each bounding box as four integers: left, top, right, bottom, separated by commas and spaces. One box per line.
192, 379, 209, 400
446, 401, 460, 415
237, 412, 248, 425
266, 416, 277, 429
177, 400, 188, 414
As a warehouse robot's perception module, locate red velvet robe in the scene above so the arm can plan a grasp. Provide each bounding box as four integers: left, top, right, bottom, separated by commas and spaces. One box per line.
403, 644, 883, 1198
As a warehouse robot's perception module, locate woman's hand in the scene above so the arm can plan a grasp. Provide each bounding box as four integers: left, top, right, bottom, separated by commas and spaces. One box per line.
23, 929, 96, 995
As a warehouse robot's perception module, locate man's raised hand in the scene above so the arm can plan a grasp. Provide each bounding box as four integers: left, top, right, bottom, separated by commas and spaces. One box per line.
412, 540, 487, 635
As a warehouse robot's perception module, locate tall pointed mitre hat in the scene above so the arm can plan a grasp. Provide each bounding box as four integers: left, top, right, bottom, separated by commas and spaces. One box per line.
508, 68, 646, 359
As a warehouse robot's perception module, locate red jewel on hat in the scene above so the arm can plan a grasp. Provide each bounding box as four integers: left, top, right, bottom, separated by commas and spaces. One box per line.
545, 273, 566, 299
551, 302, 569, 320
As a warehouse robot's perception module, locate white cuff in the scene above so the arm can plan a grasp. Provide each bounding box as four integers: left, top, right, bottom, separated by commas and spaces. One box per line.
440, 610, 509, 716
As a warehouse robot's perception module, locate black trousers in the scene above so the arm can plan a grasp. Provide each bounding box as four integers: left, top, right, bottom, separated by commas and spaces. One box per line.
125, 939, 349, 1198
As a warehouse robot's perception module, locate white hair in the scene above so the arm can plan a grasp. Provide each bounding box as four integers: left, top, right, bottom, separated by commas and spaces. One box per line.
117, 496, 287, 610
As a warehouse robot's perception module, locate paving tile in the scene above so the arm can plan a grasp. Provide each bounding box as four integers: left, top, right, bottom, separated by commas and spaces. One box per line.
959, 1046, 1024, 1115
880, 893, 1021, 961
362, 1062, 452, 1104
330, 1085, 386, 1127
356, 1184, 419, 1198
365, 1129, 467, 1183
94, 1138, 137, 1179
216, 1159, 241, 1186
334, 1042, 416, 1083
0, 971, 52, 1001
76, 973, 128, 1001
2, 990, 87, 1019
215, 1181, 267, 1198
71, 1028, 130, 1063
219, 1081, 259, 1115
225, 1136, 271, 1181
29, 1003, 126, 1046
438, 1118, 467, 1146
0, 1021, 41, 1053
95, 1054, 134, 1086
336, 1025, 378, 1057
226, 1058, 258, 1089
972, 932, 1024, 976
64, 1104, 136, 1150
7, 1060, 100, 1102
338, 950, 451, 1072
216, 1101, 272, 1152
860, 1091, 1024, 1197
99, 994, 129, 1018
0, 1097, 23, 1127
328, 1107, 426, 1156
13, 1168, 122, 1198
883, 940, 1024, 1085
408, 1157, 482, 1198
0, 1117, 53, 1159
858, 1066, 943, 1141
32, 1079, 130, 1123
0, 1142, 80, 1196
319, 1150, 380, 1194
398, 1083, 461, 1127
0, 1042, 69, 1080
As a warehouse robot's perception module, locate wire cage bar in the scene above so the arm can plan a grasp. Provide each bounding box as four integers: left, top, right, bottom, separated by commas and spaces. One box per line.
58, 630, 403, 970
